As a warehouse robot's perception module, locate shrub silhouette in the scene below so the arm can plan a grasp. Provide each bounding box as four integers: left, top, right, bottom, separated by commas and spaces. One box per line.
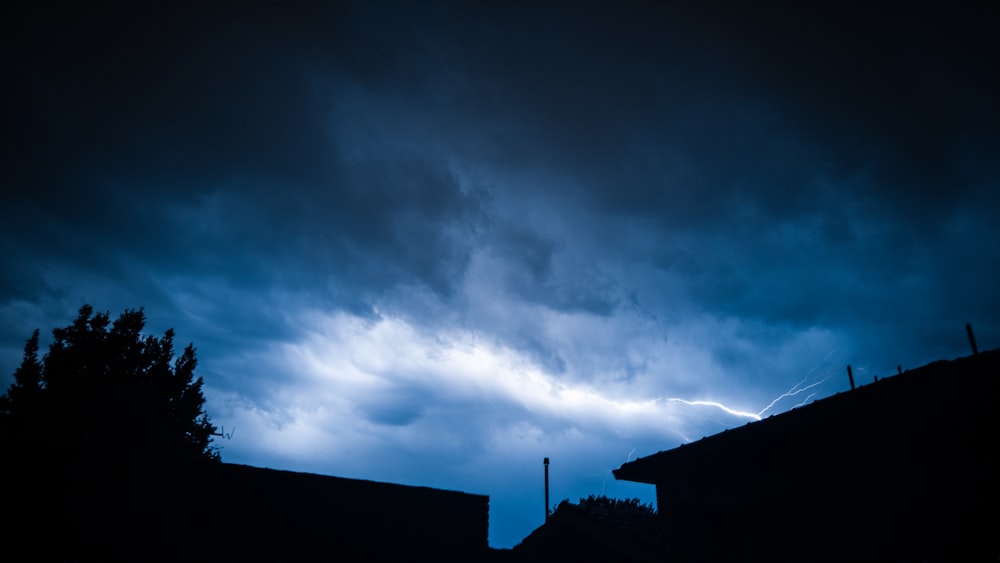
576, 494, 655, 516
1, 304, 219, 461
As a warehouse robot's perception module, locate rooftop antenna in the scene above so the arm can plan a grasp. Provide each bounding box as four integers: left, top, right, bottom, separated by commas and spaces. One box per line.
966, 323, 979, 355
846, 364, 856, 390
544, 457, 551, 522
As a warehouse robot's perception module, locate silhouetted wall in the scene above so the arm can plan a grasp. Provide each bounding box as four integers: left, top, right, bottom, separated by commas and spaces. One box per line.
13, 454, 489, 562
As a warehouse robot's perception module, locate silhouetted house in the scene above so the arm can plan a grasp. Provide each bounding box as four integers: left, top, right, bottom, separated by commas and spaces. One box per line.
54, 460, 490, 562
614, 350, 999, 562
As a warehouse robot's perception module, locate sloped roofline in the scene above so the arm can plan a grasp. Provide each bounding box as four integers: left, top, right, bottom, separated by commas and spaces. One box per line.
613, 349, 995, 484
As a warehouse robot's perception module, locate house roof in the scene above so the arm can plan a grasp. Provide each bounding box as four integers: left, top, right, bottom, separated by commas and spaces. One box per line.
614, 348, 999, 485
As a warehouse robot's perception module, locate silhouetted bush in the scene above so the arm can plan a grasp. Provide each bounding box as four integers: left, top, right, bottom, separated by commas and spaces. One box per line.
553, 494, 656, 518
576, 494, 656, 516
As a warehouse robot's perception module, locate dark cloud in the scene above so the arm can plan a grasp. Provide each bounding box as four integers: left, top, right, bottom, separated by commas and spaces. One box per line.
2, 0, 998, 548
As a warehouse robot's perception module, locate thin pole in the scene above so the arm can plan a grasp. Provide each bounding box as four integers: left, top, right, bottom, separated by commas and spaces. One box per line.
544, 457, 550, 522
847, 364, 855, 390
967, 323, 979, 355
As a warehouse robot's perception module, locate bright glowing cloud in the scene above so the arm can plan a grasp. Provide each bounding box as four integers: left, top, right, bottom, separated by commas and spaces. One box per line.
202, 307, 844, 546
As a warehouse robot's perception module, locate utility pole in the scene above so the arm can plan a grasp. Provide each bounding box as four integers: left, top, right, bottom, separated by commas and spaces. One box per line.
544, 457, 551, 522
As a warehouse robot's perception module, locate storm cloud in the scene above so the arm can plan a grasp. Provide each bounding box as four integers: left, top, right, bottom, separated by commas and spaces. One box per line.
2, 0, 998, 547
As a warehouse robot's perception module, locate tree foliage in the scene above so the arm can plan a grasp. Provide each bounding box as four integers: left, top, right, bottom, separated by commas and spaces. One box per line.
576, 494, 655, 516
1, 304, 219, 461
553, 494, 657, 519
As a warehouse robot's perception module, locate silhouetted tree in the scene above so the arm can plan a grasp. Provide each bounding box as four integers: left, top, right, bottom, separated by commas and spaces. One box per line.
0, 329, 43, 420
1, 304, 219, 461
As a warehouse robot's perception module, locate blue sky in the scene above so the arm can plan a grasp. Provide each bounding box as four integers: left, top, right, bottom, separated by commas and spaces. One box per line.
2, 0, 998, 548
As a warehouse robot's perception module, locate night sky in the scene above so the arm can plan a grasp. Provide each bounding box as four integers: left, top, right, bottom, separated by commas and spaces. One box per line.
3, 1, 998, 548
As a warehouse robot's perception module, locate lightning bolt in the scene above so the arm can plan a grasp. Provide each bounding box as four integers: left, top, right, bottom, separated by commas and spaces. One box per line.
654, 350, 839, 442
792, 392, 817, 408
616, 350, 841, 471
755, 377, 828, 418
756, 349, 838, 418
666, 398, 762, 421
603, 447, 644, 493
